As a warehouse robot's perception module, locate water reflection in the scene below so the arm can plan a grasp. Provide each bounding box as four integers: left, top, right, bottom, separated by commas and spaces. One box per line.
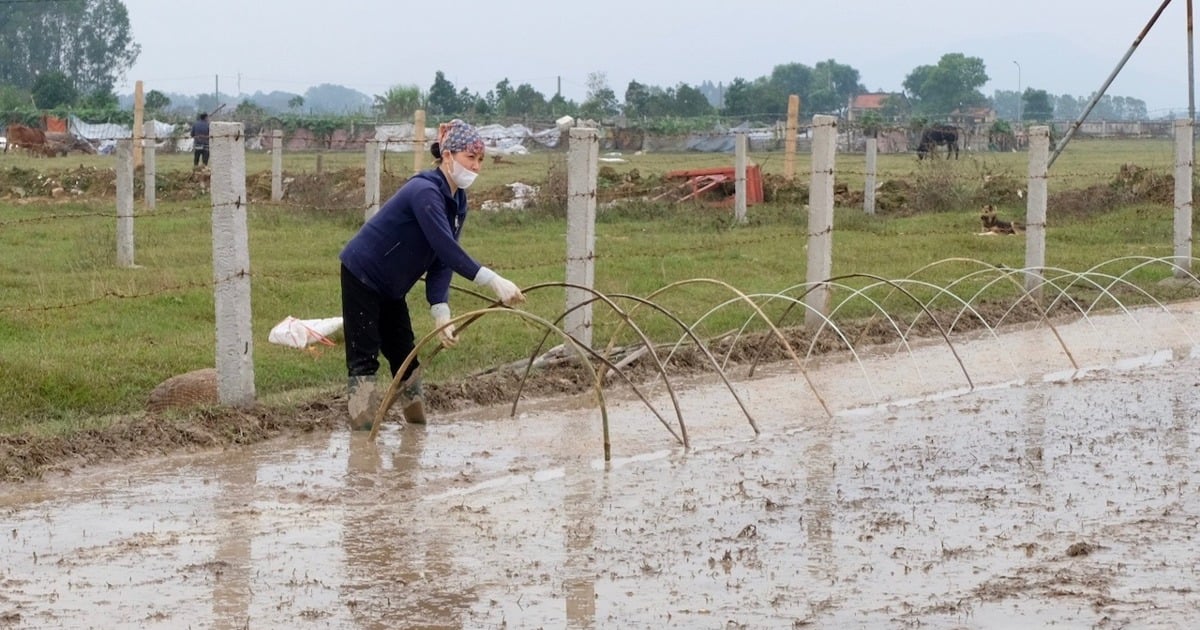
211, 448, 257, 630
340, 427, 479, 628
564, 457, 600, 629
804, 417, 835, 585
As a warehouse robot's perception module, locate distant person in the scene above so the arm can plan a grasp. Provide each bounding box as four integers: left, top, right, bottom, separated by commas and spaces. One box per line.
190, 112, 210, 168
338, 118, 525, 431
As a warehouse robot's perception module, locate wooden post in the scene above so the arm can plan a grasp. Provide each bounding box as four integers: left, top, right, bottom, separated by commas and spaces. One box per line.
115, 139, 135, 268
210, 122, 256, 408
1175, 119, 1195, 278
565, 127, 599, 350
806, 115, 837, 329
1025, 126, 1050, 297
784, 94, 800, 181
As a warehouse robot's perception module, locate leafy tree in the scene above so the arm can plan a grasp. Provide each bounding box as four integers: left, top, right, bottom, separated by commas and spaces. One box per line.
722, 76, 784, 121
580, 72, 618, 119
858, 110, 884, 137
879, 94, 910, 121
623, 80, 651, 118
0, 85, 33, 110
674, 83, 713, 117
510, 83, 548, 118
79, 86, 118, 109
0, 0, 139, 93
903, 53, 989, 117
287, 95, 305, 111
457, 87, 483, 115
373, 84, 422, 118
1022, 88, 1054, 122
767, 63, 813, 107
145, 89, 171, 112
31, 71, 78, 109
427, 71, 460, 116
547, 92, 576, 117
233, 98, 266, 123
721, 77, 756, 117
808, 59, 864, 115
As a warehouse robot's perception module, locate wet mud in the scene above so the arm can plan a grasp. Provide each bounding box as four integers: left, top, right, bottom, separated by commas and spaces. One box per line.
2, 302, 1200, 628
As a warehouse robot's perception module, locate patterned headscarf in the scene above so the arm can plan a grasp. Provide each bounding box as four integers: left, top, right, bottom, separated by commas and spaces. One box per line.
439, 119, 484, 155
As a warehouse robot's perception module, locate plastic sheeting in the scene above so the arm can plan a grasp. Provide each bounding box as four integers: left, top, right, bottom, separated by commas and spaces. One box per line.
373, 122, 563, 154
69, 116, 188, 154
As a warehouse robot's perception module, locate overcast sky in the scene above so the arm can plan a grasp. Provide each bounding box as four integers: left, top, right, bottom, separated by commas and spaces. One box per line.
117, 0, 1194, 115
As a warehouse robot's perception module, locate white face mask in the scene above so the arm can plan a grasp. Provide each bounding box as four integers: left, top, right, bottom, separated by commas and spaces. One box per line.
449, 155, 478, 189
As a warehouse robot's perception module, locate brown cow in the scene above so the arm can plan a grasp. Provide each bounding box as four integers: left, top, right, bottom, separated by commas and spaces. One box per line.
4, 124, 47, 155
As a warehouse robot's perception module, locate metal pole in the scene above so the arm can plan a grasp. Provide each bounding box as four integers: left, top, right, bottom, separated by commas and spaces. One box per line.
1049, 0, 1174, 168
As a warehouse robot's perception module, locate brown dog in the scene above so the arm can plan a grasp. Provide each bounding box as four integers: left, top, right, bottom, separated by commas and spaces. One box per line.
979, 204, 1024, 235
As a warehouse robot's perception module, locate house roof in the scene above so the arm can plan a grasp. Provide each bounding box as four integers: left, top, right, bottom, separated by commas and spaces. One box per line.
850, 93, 893, 109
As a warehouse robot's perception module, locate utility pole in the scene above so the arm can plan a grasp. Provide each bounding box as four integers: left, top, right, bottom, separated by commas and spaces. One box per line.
1013, 60, 1022, 124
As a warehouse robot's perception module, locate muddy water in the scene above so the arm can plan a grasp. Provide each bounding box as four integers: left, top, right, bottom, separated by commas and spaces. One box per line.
2, 302, 1200, 629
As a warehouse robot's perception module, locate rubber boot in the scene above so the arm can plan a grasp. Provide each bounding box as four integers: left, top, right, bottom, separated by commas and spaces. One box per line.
346, 375, 380, 431
398, 368, 426, 424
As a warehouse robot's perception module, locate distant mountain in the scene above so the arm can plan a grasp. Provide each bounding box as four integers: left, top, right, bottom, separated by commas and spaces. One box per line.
117, 84, 375, 116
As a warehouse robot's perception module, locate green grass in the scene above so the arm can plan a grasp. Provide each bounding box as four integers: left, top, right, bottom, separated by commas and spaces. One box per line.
0, 138, 1195, 434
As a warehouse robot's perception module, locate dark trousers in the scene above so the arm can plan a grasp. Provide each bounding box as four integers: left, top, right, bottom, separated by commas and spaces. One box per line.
193, 147, 209, 166
341, 264, 420, 381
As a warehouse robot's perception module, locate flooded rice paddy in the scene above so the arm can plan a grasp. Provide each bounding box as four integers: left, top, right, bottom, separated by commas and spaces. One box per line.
2, 301, 1200, 629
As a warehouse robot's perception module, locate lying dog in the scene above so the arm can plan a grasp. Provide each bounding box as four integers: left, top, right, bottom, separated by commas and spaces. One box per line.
979, 204, 1024, 235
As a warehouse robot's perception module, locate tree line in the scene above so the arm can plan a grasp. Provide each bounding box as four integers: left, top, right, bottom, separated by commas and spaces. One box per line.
0, 1, 1151, 131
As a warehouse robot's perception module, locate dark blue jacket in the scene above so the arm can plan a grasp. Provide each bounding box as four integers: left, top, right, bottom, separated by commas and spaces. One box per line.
339, 169, 482, 305
191, 119, 210, 148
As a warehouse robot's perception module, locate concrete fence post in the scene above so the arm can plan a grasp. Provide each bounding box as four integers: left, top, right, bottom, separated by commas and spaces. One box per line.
864, 136, 877, 215
734, 131, 748, 224
115, 139, 135, 268
209, 122, 256, 408
271, 130, 283, 202
414, 109, 427, 175
805, 115, 837, 329
132, 80, 144, 169
365, 139, 381, 221
1174, 119, 1194, 278
565, 127, 599, 350
1025, 126, 1050, 298
142, 121, 156, 211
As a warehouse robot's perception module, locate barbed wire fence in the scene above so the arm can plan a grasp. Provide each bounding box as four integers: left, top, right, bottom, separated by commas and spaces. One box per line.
1, 107, 1195, 413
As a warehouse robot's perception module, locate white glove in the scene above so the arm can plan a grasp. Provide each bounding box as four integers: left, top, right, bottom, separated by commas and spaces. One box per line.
430, 302, 457, 348
473, 266, 526, 306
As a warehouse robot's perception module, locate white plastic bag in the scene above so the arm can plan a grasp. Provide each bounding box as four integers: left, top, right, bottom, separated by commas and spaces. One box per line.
268, 316, 343, 349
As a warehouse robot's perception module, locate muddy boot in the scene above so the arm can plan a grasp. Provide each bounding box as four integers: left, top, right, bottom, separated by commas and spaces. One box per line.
346, 375, 381, 431
398, 369, 426, 425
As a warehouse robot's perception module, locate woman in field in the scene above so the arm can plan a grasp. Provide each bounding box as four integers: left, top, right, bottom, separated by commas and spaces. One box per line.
338, 119, 525, 430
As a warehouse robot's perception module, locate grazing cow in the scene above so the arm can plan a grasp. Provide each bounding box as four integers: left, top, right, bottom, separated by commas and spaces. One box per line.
916, 124, 960, 160
4, 124, 47, 155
